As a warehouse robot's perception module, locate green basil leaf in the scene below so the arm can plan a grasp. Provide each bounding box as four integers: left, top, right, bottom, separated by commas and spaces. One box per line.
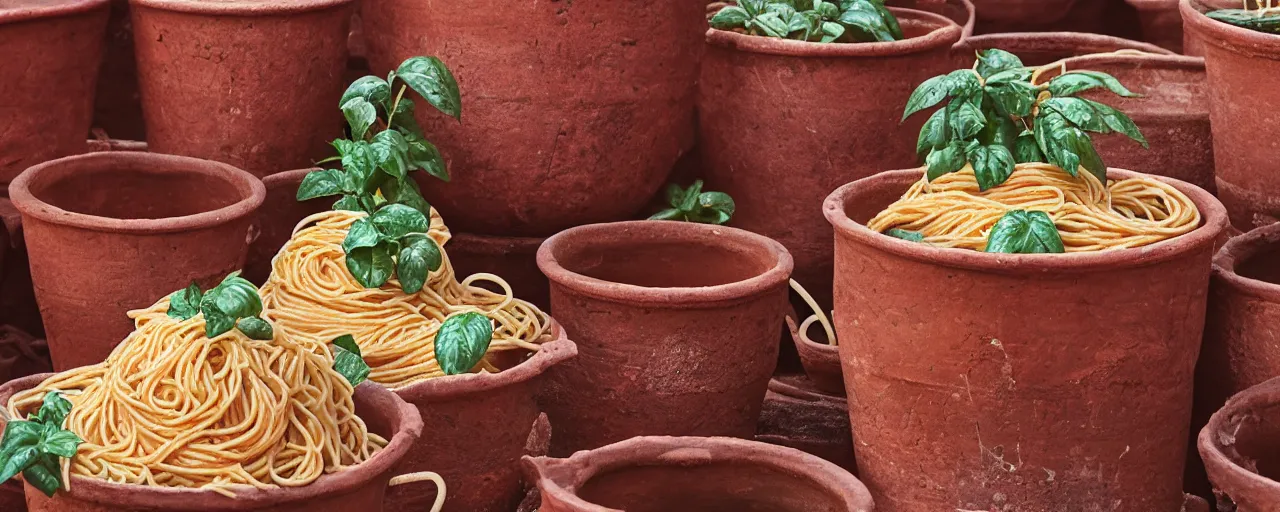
370, 204, 429, 239
975, 49, 1024, 79
710, 5, 752, 29
946, 69, 982, 100
0, 422, 41, 455
204, 273, 263, 320
946, 96, 985, 140
334, 194, 364, 212
750, 12, 790, 37
903, 74, 951, 122
680, 180, 704, 211
202, 308, 236, 338
297, 168, 346, 201
342, 218, 382, 253
1013, 130, 1043, 164
925, 141, 967, 181
699, 192, 736, 222
787, 10, 815, 39
1082, 99, 1148, 148
820, 21, 845, 42
1072, 129, 1108, 184
370, 130, 410, 180
236, 317, 274, 341
346, 243, 395, 288
38, 430, 80, 459
340, 141, 378, 194
166, 282, 203, 321
388, 97, 422, 137
341, 97, 378, 141
886, 228, 924, 242
648, 208, 684, 221
985, 81, 1037, 118
396, 56, 462, 120
986, 210, 1064, 253
1206, 8, 1280, 33
435, 312, 495, 376
35, 392, 72, 427
1047, 71, 1139, 98
740, 0, 765, 16
23, 455, 61, 497
0, 446, 38, 484
405, 133, 448, 181
341, 76, 392, 110
916, 107, 949, 161
837, 8, 894, 42
380, 178, 433, 218
1034, 112, 1081, 177
985, 67, 1034, 85
665, 183, 685, 208
867, 0, 902, 40
766, 2, 798, 20
969, 144, 1015, 191
331, 335, 371, 387
1041, 97, 1108, 132
397, 236, 442, 294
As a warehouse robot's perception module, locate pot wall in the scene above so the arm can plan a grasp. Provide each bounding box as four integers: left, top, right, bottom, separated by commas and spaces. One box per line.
1198, 377, 1280, 509
757, 375, 856, 473
245, 168, 331, 284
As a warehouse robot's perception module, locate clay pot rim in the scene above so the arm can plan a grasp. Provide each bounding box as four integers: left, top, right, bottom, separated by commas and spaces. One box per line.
704, 6, 961, 58
8, 152, 266, 236
0, 372, 425, 510
823, 168, 1228, 275
523, 436, 874, 511
1197, 376, 1280, 497
392, 320, 576, 398
787, 314, 838, 360
1181, 0, 1280, 57
128, 0, 352, 16
956, 31, 1176, 57
1212, 222, 1280, 302
0, 0, 107, 25
262, 167, 319, 189
537, 220, 794, 307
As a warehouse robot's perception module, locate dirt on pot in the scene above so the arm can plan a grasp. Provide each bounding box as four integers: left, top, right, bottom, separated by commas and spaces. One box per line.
1198, 376, 1280, 509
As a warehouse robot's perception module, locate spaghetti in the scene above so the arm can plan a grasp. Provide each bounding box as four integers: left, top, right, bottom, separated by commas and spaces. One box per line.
260, 209, 550, 390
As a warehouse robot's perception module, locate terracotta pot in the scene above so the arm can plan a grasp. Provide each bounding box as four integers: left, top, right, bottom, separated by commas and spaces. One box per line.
93, 0, 144, 141
1128, 0, 1185, 52
699, 7, 962, 316
244, 168, 331, 284
1198, 376, 1280, 509
130, 0, 353, 178
522, 436, 875, 512
1180, 0, 1236, 57
7, 152, 265, 370
360, 1, 704, 237
1182, 0, 1280, 231
758, 375, 856, 473
385, 325, 576, 512
0, 0, 108, 187
537, 221, 793, 456
824, 168, 1228, 511
955, 31, 1174, 67
0, 373, 427, 511
446, 233, 550, 312
789, 313, 844, 396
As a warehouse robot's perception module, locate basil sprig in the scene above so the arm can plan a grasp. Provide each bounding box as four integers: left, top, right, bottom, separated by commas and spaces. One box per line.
342, 204, 443, 293
985, 210, 1065, 254
331, 335, 372, 387
297, 56, 462, 220
710, 0, 902, 43
903, 49, 1147, 190
166, 272, 274, 340
435, 312, 494, 376
649, 180, 736, 225
0, 392, 82, 497
1206, 8, 1280, 33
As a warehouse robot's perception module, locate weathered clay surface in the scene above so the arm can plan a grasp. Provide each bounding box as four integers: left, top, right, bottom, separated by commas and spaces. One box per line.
757, 375, 856, 473
361, 1, 704, 236
824, 168, 1228, 511
386, 328, 576, 512
7, 152, 264, 370
0, 0, 108, 186
447, 232, 550, 312
130, 0, 352, 178
698, 8, 961, 315
1198, 376, 1280, 510
244, 168, 332, 284
1128, 0, 1185, 52
1182, 0, 1280, 231
537, 221, 792, 456
0, 373, 423, 511
523, 436, 874, 512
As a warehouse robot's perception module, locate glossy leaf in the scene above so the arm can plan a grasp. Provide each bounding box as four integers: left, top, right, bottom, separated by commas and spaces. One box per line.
985, 81, 1036, 118
1013, 130, 1043, 163
710, 5, 751, 28
1041, 97, 1108, 132
435, 312, 495, 376
370, 130, 410, 180
925, 142, 967, 181
902, 74, 951, 121
947, 97, 985, 140
1206, 8, 1280, 33
340, 76, 392, 110
1047, 71, 1138, 98
916, 108, 949, 160
334, 194, 364, 212
341, 97, 378, 141
396, 57, 462, 120
986, 210, 1065, 254
700, 192, 736, 220
405, 133, 449, 181
23, 456, 61, 497
35, 393, 72, 427
648, 208, 684, 221
342, 218, 382, 253
331, 335, 371, 387
679, 181, 704, 211
38, 430, 81, 459
380, 178, 433, 217
397, 235, 442, 294
975, 49, 1024, 79
236, 317, 274, 341
837, 8, 895, 42
370, 204, 430, 239
886, 228, 924, 242
346, 244, 395, 288
820, 21, 845, 42
969, 144, 1015, 191
740, 0, 765, 16
1083, 99, 1148, 148
166, 282, 203, 321
1034, 112, 1082, 177
297, 168, 345, 201
0, 446, 38, 485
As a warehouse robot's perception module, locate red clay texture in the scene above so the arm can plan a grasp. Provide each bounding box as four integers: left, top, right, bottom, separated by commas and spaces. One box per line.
1198, 376, 1280, 510
537, 221, 792, 457
523, 436, 874, 512
789, 314, 844, 396
7, 152, 264, 370
360, 1, 705, 236
824, 168, 1228, 511
954, 31, 1173, 66
1128, 0, 1185, 52
757, 375, 856, 473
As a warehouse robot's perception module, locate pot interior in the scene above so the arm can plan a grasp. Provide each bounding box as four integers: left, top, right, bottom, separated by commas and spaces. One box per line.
576, 460, 845, 512
30, 164, 243, 220
552, 235, 778, 288
1213, 399, 1280, 483
1233, 234, 1280, 286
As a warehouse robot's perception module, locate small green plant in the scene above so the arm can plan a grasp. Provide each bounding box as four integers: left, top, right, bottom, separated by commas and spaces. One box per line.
650, 180, 736, 225
434, 312, 494, 376
710, 0, 902, 43
331, 334, 372, 386
0, 392, 82, 497
985, 210, 1064, 253
340, 204, 443, 293
167, 272, 274, 340
1207, 2, 1280, 33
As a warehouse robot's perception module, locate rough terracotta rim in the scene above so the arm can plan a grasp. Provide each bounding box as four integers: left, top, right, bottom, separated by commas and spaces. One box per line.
393, 320, 576, 398
522, 436, 873, 511
128, 0, 353, 17
1212, 222, 1280, 303
448, 231, 547, 253
537, 221, 794, 307
1181, 0, 1280, 58
0, 0, 107, 25
956, 31, 1175, 57
1197, 376, 1280, 499
824, 168, 1228, 275
0, 373, 424, 510
8, 152, 265, 236
261, 167, 318, 190
705, 7, 962, 58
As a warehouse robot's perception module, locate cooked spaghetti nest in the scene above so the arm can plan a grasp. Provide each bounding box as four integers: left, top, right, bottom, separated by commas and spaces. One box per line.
260, 209, 551, 390
868, 163, 1201, 252
3, 300, 384, 496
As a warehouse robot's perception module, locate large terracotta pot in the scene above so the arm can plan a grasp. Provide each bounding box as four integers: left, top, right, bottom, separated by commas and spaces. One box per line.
447, 232, 551, 312
130, 0, 353, 178
386, 326, 577, 512
824, 168, 1228, 511
537, 221, 792, 456
758, 375, 856, 473
7, 152, 264, 370
244, 168, 331, 284
0, 0, 108, 186
1198, 376, 1280, 509
699, 7, 962, 316
0, 373, 428, 512
1182, 0, 1280, 230
955, 31, 1173, 66
523, 436, 874, 512
361, 1, 704, 237
1128, 0, 1185, 52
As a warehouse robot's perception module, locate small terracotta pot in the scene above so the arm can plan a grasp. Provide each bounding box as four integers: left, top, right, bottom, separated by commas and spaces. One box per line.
130, 0, 353, 178
0, 0, 108, 186
824, 168, 1228, 511
361, 1, 704, 236
447, 232, 550, 312
1182, 0, 1280, 231
244, 168, 332, 284
955, 31, 1173, 66
789, 313, 844, 396
1198, 376, 1280, 509
386, 325, 577, 512
1128, 0, 1185, 52
537, 221, 793, 456
522, 436, 875, 512
7, 152, 265, 370
758, 375, 856, 473
0, 373, 427, 511
699, 7, 962, 315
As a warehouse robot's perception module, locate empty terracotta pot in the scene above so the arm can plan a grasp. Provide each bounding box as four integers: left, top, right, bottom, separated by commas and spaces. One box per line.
758, 375, 856, 473
537, 221, 792, 456
386, 326, 577, 512
1182, 0, 1280, 231
0, 373, 427, 512
824, 168, 1228, 511
1198, 376, 1280, 509
244, 168, 331, 284
7, 152, 264, 370
447, 232, 550, 312
1128, 0, 1185, 52
699, 7, 962, 316
789, 313, 843, 396
361, 1, 704, 237
0, 0, 108, 186
130, 0, 353, 178
955, 31, 1173, 67
523, 436, 874, 512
